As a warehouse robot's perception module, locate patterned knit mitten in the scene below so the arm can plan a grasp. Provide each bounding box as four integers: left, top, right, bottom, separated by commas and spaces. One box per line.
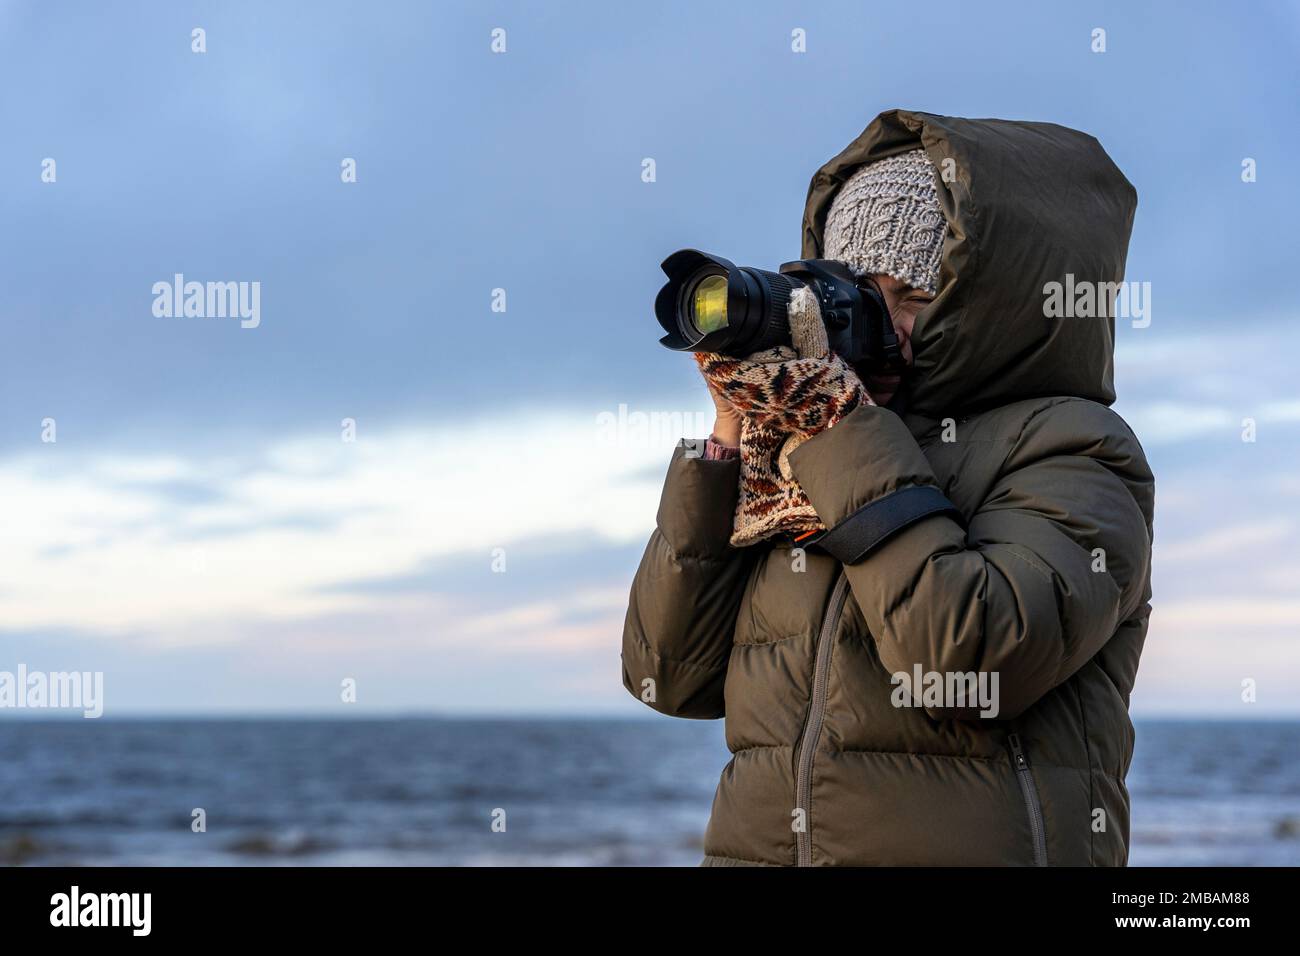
694, 286, 866, 546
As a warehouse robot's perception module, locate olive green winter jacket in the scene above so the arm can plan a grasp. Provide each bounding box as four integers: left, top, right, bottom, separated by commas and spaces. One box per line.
621, 110, 1155, 866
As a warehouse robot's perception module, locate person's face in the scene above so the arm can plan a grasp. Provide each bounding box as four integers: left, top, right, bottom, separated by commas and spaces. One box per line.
857, 273, 933, 404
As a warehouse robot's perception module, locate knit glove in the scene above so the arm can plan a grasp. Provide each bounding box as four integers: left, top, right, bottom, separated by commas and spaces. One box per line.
693, 287, 867, 547
695, 286, 866, 438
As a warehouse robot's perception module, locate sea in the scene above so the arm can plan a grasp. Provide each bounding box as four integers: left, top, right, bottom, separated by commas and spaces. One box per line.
1, 718, 1295, 866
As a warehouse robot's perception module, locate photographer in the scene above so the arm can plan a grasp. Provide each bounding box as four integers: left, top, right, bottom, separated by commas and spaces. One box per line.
621, 110, 1154, 867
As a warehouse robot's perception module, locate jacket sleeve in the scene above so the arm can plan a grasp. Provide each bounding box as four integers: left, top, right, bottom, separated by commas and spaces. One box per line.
788, 399, 1153, 721
621, 439, 754, 719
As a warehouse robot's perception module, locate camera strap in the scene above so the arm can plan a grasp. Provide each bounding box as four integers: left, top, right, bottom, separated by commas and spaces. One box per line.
812, 485, 962, 566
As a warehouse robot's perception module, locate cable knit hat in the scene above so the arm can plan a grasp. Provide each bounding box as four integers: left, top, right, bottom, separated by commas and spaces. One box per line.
823, 148, 946, 295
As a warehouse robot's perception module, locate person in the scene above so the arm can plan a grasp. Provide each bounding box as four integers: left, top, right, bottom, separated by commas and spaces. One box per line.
620, 109, 1155, 866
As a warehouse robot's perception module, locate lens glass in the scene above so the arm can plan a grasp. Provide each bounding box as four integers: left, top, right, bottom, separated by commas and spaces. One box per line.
688, 274, 729, 336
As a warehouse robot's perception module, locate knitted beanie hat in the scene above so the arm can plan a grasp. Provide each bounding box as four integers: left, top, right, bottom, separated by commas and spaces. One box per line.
823, 148, 946, 295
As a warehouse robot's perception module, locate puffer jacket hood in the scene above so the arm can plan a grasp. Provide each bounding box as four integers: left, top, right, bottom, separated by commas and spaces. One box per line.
622, 110, 1154, 867
802, 110, 1137, 418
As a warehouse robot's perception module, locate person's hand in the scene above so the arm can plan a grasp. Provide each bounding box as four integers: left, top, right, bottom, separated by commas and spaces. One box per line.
697, 351, 865, 439
694, 287, 869, 441
700, 367, 743, 448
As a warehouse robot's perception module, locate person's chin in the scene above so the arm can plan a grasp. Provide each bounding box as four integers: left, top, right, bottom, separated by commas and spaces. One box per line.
862, 372, 899, 406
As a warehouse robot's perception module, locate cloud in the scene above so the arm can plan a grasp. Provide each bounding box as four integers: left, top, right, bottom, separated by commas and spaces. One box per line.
5, 334, 1300, 714
1118, 402, 1235, 443
0, 407, 703, 644
1152, 598, 1300, 631
1261, 400, 1300, 422
1112, 324, 1300, 443
1156, 520, 1293, 564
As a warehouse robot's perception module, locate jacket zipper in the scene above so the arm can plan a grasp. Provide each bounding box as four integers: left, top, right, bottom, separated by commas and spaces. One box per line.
1007, 732, 1048, 866
795, 574, 850, 866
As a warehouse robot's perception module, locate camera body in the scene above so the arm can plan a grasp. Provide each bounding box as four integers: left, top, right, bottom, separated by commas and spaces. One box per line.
654, 249, 905, 374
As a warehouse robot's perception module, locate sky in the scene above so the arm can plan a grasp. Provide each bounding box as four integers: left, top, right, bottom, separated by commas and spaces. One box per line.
2, 0, 1298, 716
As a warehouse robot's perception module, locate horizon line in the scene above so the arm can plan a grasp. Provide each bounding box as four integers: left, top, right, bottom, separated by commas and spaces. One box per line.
2, 710, 1298, 723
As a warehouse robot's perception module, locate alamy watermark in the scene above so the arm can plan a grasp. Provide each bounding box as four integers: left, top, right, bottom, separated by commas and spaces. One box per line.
891, 665, 1000, 718
1042, 274, 1151, 329
0, 665, 103, 718
595, 403, 712, 450
152, 273, 261, 328
50, 886, 150, 936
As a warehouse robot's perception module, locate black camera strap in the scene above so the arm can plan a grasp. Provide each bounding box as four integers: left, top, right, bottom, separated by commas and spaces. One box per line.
811, 485, 962, 566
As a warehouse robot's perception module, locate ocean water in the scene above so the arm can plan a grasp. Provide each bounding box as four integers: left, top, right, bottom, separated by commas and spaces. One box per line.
0, 718, 1295, 866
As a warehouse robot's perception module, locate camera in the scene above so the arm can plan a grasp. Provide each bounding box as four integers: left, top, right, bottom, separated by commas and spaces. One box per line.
654, 249, 906, 374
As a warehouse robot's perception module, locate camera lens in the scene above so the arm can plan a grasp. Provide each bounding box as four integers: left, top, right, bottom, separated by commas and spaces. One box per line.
656, 250, 797, 356
688, 274, 729, 337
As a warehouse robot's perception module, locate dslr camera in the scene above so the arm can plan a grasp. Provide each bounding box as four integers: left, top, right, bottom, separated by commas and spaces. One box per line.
654, 249, 906, 374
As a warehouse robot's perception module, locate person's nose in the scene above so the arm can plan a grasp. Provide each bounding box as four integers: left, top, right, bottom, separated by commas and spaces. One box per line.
890, 317, 913, 363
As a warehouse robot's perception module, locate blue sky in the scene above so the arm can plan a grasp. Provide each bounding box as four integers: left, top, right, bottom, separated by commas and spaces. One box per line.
2, 0, 1299, 716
